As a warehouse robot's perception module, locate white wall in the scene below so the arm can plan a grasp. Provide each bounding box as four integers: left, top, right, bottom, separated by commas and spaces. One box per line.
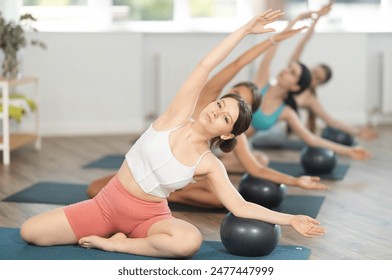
366, 33, 392, 124
13, 30, 392, 136
22, 31, 144, 136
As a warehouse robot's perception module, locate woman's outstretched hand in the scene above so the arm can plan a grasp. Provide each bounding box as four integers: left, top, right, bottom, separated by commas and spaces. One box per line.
245, 9, 284, 34
358, 126, 379, 140
296, 176, 329, 190
290, 215, 326, 237
347, 146, 372, 160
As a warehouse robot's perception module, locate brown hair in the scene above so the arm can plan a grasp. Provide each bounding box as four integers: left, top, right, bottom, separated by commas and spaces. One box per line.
210, 93, 252, 153
306, 88, 317, 133
306, 64, 333, 132
232, 81, 261, 113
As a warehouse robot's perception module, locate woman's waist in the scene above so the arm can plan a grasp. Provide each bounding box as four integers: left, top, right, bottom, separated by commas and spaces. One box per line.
117, 160, 166, 203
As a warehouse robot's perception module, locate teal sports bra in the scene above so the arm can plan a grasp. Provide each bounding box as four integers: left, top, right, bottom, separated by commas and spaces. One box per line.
251, 84, 285, 131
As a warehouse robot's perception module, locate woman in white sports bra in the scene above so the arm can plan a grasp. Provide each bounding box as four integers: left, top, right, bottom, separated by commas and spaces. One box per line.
20, 10, 325, 259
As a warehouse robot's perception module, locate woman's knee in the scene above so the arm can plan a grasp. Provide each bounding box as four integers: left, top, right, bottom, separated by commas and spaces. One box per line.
172, 227, 202, 258
20, 218, 41, 245
20, 208, 77, 246
150, 220, 202, 258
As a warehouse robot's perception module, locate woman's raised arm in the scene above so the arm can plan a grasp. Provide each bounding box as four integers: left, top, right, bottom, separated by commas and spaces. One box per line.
252, 24, 307, 89
289, 2, 333, 63
159, 10, 284, 125
195, 26, 306, 114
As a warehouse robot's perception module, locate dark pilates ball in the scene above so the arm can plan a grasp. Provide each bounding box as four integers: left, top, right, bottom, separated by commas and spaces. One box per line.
321, 126, 354, 146
220, 212, 281, 257
300, 146, 337, 174
238, 174, 287, 208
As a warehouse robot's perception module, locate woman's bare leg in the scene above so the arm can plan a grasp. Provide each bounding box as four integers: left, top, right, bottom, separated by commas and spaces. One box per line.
168, 182, 223, 208
20, 208, 77, 246
79, 218, 202, 259
86, 174, 115, 198
220, 150, 270, 173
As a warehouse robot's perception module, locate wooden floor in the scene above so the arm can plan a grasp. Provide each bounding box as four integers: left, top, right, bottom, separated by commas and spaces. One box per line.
1, 125, 392, 260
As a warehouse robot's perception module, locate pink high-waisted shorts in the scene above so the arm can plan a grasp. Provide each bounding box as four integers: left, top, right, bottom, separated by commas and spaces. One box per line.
64, 175, 173, 239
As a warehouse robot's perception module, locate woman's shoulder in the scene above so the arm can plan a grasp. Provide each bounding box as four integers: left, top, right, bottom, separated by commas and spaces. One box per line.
197, 151, 223, 173
295, 89, 315, 106
152, 115, 193, 132
280, 105, 298, 120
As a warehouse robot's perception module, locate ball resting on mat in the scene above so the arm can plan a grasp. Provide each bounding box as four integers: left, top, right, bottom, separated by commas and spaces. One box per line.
238, 174, 287, 208
220, 212, 281, 257
300, 146, 337, 174
321, 126, 354, 146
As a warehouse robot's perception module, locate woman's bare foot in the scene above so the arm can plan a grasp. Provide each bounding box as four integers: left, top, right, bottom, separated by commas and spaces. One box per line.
78, 232, 127, 252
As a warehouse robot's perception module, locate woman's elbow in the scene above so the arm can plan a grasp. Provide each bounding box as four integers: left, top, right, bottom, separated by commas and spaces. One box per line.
301, 134, 318, 146
228, 200, 248, 218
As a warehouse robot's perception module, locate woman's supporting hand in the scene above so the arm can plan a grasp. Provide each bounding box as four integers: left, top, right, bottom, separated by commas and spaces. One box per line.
347, 146, 372, 160
358, 126, 379, 140
290, 215, 326, 237
295, 176, 329, 190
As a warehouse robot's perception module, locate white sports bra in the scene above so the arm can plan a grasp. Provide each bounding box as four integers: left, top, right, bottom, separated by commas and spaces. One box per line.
125, 120, 210, 198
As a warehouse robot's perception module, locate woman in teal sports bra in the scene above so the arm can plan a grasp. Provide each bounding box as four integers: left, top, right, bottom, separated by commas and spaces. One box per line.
21, 10, 325, 259
247, 10, 372, 161
251, 84, 285, 131
254, 2, 378, 146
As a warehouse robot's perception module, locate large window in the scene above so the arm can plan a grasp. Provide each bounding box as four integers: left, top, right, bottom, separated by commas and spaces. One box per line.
17, 0, 389, 32
112, 0, 173, 21
111, 0, 238, 22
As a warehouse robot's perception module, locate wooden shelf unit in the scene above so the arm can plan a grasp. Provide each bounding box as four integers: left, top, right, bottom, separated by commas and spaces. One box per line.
0, 76, 41, 166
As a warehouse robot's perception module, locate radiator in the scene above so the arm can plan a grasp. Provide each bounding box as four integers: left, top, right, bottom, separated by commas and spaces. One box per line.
381, 51, 392, 114
154, 49, 253, 116
155, 51, 204, 114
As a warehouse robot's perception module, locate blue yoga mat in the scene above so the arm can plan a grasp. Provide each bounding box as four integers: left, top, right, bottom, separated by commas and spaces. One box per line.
2, 182, 325, 218
2, 182, 89, 205
253, 140, 306, 151
229, 161, 349, 180
83, 154, 124, 169
0, 227, 311, 260
268, 161, 349, 180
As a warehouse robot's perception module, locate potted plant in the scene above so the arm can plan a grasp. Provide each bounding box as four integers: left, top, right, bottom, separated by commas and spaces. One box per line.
0, 12, 46, 79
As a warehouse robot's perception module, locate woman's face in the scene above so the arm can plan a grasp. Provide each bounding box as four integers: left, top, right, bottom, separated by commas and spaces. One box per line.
199, 97, 239, 136
277, 62, 302, 90
311, 65, 328, 88
229, 85, 253, 108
